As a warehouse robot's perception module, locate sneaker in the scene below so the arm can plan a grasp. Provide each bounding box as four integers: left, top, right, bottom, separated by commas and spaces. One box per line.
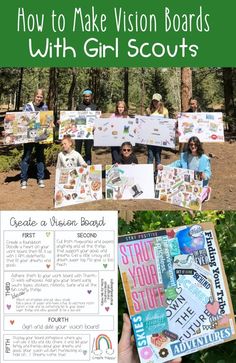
38, 180, 45, 188
21, 181, 27, 189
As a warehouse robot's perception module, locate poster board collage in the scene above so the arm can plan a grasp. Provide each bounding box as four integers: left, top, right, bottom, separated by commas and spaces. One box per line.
0, 1, 236, 363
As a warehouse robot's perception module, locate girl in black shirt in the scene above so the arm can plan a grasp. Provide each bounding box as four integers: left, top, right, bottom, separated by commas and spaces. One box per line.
118, 142, 138, 164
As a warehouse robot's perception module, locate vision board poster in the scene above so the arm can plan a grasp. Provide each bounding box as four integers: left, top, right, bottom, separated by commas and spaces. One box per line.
106, 164, 155, 200
4, 111, 54, 144
59, 111, 101, 140
155, 166, 203, 210
94, 118, 138, 146
135, 116, 176, 149
118, 222, 236, 363
55, 165, 102, 208
0, 211, 118, 363
178, 112, 224, 143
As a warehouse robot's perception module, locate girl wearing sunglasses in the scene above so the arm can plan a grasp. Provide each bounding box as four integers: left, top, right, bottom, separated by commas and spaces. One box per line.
117, 142, 138, 164
158, 136, 212, 201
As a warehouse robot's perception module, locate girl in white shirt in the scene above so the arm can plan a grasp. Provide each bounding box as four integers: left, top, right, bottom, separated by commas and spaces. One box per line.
57, 135, 87, 168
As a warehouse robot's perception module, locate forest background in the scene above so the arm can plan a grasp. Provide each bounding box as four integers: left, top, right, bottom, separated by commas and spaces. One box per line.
0, 67, 236, 171
1, 67, 236, 171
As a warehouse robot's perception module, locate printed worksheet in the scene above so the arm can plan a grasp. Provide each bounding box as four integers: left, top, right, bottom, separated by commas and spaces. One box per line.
0, 211, 118, 363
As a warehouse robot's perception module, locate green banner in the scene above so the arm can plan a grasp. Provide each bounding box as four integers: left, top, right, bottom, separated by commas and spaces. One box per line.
0, 0, 235, 66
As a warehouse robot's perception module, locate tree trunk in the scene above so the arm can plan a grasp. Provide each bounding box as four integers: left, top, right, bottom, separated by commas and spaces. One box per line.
15, 68, 24, 111
47, 68, 59, 120
88, 68, 100, 104
222, 68, 235, 117
222, 67, 236, 132
141, 68, 145, 115
68, 68, 77, 110
181, 68, 192, 112
124, 67, 129, 107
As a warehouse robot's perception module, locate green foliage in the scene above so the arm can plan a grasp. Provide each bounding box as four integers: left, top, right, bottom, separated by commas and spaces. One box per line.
118, 211, 236, 362
0, 143, 61, 172
1, 67, 230, 116
0, 147, 22, 172
1, 67, 236, 119
0, 69, 22, 97
192, 68, 223, 110
44, 143, 61, 166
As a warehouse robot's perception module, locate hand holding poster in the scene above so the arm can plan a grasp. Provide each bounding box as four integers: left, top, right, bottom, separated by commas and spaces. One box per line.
135, 116, 176, 149
178, 112, 224, 143
55, 165, 102, 208
118, 223, 236, 363
94, 117, 138, 146
59, 111, 101, 140
106, 164, 155, 200
4, 111, 54, 144
155, 166, 203, 210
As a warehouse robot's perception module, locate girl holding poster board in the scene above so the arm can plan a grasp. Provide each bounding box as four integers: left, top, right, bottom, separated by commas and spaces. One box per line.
111, 100, 128, 164
117, 142, 138, 165
158, 136, 211, 201
146, 93, 169, 179
20, 89, 48, 189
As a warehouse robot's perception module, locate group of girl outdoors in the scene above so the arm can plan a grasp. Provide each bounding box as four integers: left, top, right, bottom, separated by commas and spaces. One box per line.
12, 88, 211, 195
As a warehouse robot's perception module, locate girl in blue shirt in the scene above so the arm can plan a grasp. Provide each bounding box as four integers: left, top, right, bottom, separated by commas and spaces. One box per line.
158, 136, 212, 201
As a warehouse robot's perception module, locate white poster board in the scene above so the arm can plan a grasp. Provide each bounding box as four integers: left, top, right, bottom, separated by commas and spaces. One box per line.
135, 116, 176, 148
106, 164, 154, 200
55, 165, 102, 208
94, 117, 137, 146
59, 111, 101, 140
178, 112, 224, 142
155, 166, 203, 210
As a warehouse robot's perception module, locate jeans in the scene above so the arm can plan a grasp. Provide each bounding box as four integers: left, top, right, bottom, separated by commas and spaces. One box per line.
147, 145, 162, 174
75, 139, 93, 165
111, 147, 120, 164
21, 143, 45, 181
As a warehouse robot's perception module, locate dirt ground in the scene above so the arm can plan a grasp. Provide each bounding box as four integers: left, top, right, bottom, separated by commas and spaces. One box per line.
0, 142, 235, 211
